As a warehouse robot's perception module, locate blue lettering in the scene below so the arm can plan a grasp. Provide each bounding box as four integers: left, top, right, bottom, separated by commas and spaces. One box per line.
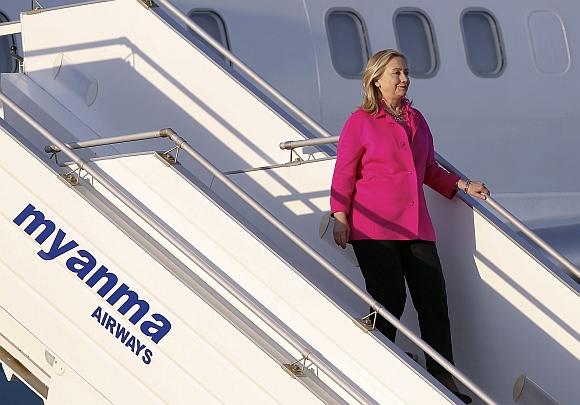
134, 339, 146, 356
15, 203, 172, 346
140, 313, 172, 343
13, 204, 55, 244
38, 229, 78, 261
66, 250, 96, 279
86, 265, 118, 297
105, 314, 117, 334
142, 349, 153, 365
101, 311, 108, 326
107, 284, 149, 324
125, 335, 136, 352
114, 323, 130, 343
91, 306, 103, 323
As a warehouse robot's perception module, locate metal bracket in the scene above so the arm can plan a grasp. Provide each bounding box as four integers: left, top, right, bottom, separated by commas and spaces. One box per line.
59, 171, 79, 187
282, 355, 318, 379
155, 151, 177, 166
353, 312, 377, 333
288, 148, 303, 164
25, 0, 44, 14
282, 362, 305, 378
137, 0, 158, 9
58, 165, 91, 187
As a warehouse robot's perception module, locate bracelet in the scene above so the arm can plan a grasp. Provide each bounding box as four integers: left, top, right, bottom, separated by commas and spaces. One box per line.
463, 179, 471, 193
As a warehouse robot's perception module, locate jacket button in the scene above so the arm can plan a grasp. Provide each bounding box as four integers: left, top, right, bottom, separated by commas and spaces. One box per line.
409, 201, 415, 207
407, 171, 412, 174
400, 141, 406, 146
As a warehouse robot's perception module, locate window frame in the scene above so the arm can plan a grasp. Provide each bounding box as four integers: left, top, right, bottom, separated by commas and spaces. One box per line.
325, 7, 371, 80
187, 8, 231, 52
460, 8, 506, 78
393, 8, 439, 78
0, 10, 17, 74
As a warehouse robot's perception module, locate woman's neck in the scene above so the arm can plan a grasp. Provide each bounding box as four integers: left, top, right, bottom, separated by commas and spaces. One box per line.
382, 97, 403, 113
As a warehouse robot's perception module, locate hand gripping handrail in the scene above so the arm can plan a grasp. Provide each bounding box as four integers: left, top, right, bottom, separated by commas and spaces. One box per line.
0, 93, 374, 405
154, 129, 496, 404
153, 0, 333, 139
279, 136, 580, 282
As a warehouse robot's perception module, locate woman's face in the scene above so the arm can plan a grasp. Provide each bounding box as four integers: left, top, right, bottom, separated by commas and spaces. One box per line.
375, 56, 410, 102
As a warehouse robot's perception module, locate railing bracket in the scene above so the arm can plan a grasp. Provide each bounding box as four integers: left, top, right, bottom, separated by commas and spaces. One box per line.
155, 151, 177, 166
354, 312, 377, 333
282, 357, 310, 379
59, 172, 79, 187
137, 0, 158, 9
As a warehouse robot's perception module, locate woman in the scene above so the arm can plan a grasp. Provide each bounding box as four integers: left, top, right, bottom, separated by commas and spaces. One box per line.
330, 49, 488, 403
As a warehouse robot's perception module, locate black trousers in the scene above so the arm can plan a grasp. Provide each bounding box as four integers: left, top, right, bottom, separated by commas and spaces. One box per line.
351, 239, 454, 377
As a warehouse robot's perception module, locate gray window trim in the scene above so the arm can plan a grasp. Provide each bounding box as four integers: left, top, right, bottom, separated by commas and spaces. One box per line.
187, 8, 231, 51
0, 10, 17, 74
460, 8, 506, 78
325, 7, 371, 80
393, 8, 439, 78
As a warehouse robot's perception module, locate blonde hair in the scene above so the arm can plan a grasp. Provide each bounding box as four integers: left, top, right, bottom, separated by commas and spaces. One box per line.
361, 49, 407, 115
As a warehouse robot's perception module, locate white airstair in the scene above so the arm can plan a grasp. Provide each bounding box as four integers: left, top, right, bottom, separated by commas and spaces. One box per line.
1, 0, 578, 404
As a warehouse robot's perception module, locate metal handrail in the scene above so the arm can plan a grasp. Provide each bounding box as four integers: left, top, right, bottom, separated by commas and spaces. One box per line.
278, 136, 580, 281
0, 93, 373, 405
153, 129, 496, 404
279, 136, 340, 151
42, 125, 495, 402
154, 0, 333, 139
45, 131, 166, 153
484, 197, 580, 280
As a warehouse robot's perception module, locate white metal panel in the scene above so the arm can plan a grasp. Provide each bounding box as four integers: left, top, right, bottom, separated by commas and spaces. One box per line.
20, 0, 306, 178
220, 158, 579, 404
0, 73, 117, 158
0, 130, 324, 404
89, 152, 452, 404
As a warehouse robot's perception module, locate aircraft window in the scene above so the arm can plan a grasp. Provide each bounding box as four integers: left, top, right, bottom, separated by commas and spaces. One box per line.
326, 10, 370, 79
188, 9, 230, 62
528, 11, 570, 74
0, 11, 16, 73
394, 10, 438, 77
461, 10, 504, 77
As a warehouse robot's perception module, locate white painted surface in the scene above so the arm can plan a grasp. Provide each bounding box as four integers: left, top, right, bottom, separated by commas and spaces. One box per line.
217, 159, 579, 404
0, 130, 324, 404
89, 152, 452, 404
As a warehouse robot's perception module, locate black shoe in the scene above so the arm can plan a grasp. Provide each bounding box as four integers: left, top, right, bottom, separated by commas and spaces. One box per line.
451, 390, 472, 404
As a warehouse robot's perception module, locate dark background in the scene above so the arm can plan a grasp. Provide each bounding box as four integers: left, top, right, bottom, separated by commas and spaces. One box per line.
0, 364, 43, 405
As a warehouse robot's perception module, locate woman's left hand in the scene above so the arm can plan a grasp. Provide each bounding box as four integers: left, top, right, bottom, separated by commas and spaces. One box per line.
458, 179, 490, 200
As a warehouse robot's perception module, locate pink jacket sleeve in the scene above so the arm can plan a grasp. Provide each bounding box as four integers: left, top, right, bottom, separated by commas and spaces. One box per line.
421, 115, 461, 199
330, 114, 364, 215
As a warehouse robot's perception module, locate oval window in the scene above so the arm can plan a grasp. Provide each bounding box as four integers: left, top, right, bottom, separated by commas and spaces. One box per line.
461, 10, 504, 77
326, 10, 370, 79
394, 10, 438, 77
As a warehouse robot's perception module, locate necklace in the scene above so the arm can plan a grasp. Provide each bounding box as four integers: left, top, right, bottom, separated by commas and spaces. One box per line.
383, 104, 404, 123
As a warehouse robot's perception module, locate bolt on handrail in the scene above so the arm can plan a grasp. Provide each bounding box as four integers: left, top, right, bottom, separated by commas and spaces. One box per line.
154, 0, 333, 139
0, 92, 373, 405
279, 136, 580, 282
154, 129, 496, 404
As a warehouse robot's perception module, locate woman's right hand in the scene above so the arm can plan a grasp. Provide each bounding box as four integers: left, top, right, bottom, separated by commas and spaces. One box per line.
332, 212, 350, 249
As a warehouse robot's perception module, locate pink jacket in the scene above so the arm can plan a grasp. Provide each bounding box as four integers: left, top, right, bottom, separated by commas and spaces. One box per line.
330, 105, 460, 241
